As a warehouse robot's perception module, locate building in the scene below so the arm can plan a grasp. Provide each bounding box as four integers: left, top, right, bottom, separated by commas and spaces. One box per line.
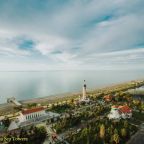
108, 105, 132, 120
79, 80, 90, 103
18, 107, 46, 122
8, 106, 60, 131
103, 95, 113, 102
7, 97, 22, 106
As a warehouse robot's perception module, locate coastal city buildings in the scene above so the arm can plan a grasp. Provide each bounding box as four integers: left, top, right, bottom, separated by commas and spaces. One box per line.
108, 105, 132, 120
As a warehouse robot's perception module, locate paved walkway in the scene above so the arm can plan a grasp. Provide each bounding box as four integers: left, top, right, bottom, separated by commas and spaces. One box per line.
127, 123, 144, 144
43, 123, 69, 144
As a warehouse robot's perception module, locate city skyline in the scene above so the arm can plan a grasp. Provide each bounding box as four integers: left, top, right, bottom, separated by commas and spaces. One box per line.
0, 0, 144, 71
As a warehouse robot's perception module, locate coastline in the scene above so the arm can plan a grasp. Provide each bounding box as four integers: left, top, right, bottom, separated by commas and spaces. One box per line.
0, 79, 143, 106
0, 79, 144, 116
10, 79, 144, 105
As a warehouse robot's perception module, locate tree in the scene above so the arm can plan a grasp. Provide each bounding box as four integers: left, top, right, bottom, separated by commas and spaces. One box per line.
2, 117, 10, 127
113, 133, 120, 144
124, 120, 128, 128
80, 128, 88, 143
121, 128, 127, 138
99, 124, 105, 139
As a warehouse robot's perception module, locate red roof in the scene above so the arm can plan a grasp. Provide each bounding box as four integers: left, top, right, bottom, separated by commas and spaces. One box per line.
22, 107, 45, 115
104, 95, 112, 101
118, 105, 132, 113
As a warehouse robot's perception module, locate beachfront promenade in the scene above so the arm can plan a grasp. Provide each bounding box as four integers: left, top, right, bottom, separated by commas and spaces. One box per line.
0, 80, 144, 116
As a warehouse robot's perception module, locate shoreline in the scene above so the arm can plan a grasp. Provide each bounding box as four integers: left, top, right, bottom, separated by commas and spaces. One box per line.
14, 79, 144, 105
0, 79, 144, 114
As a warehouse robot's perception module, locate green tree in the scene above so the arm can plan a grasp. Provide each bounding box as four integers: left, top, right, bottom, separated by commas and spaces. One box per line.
113, 133, 120, 144
124, 120, 129, 129
121, 128, 127, 138
99, 124, 105, 139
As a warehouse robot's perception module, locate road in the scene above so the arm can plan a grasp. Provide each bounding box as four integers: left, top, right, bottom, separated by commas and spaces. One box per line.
42, 123, 69, 144
127, 123, 144, 144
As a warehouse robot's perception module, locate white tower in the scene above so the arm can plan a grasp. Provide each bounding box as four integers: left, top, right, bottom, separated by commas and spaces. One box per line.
82, 80, 87, 100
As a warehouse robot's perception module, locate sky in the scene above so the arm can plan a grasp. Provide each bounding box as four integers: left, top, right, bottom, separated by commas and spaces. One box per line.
0, 0, 144, 71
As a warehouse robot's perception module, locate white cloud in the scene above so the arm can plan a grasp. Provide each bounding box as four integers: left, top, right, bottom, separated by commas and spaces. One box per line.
35, 36, 69, 55
0, 32, 31, 56
0, 0, 144, 70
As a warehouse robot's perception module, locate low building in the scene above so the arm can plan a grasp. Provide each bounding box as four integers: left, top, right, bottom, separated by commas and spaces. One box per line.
7, 97, 22, 106
108, 105, 132, 120
18, 107, 46, 122
8, 106, 60, 131
103, 95, 113, 102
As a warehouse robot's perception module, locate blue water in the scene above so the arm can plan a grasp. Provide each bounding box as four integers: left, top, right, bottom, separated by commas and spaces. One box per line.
0, 70, 144, 103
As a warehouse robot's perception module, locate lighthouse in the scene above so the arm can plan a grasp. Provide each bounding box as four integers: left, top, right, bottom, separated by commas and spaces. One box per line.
82, 80, 87, 100
79, 80, 90, 103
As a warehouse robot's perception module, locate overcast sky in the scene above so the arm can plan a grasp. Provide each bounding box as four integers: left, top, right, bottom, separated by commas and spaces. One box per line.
0, 0, 144, 71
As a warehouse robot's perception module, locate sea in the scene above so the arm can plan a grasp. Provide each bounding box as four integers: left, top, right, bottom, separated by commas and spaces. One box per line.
0, 70, 144, 104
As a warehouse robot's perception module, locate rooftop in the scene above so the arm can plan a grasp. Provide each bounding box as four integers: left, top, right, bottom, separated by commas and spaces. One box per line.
111, 105, 132, 113
119, 105, 132, 113
22, 107, 45, 115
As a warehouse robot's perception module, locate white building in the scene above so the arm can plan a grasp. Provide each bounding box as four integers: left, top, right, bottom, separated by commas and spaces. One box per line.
108, 105, 132, 120
8, 106, 60, 131
18, 107, 46, 122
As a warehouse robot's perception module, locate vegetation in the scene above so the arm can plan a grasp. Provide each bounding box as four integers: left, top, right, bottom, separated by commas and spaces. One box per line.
53, 104, 109, 134
66, 119, 137, 144
7, 126, 47, 144
49, 103, 74, 113
2, 117, 10, 127
52, 81, 144, 144
0, 80, 143, 144
27, 103, 37, 108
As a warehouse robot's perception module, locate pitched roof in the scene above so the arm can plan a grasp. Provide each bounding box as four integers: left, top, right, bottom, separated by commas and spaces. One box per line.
22, 107, 45, 115
104, 95, 112, 101
118, 105, 132, 113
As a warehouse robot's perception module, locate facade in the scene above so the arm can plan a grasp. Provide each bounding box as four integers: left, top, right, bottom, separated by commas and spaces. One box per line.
18, 107, 46, 122
108, 105, 132, 120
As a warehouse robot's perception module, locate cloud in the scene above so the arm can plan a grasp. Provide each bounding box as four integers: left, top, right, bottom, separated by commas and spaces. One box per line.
0, 0, 144, 70
0, 35, 31, 57
35, 36, 69, 55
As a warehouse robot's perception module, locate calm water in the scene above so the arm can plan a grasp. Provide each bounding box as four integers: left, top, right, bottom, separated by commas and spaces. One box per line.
133, 86, 144, 102
0, 70, 144, 103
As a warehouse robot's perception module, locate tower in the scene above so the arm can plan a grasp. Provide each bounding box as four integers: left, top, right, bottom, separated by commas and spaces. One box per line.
82, 80, 87, 100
